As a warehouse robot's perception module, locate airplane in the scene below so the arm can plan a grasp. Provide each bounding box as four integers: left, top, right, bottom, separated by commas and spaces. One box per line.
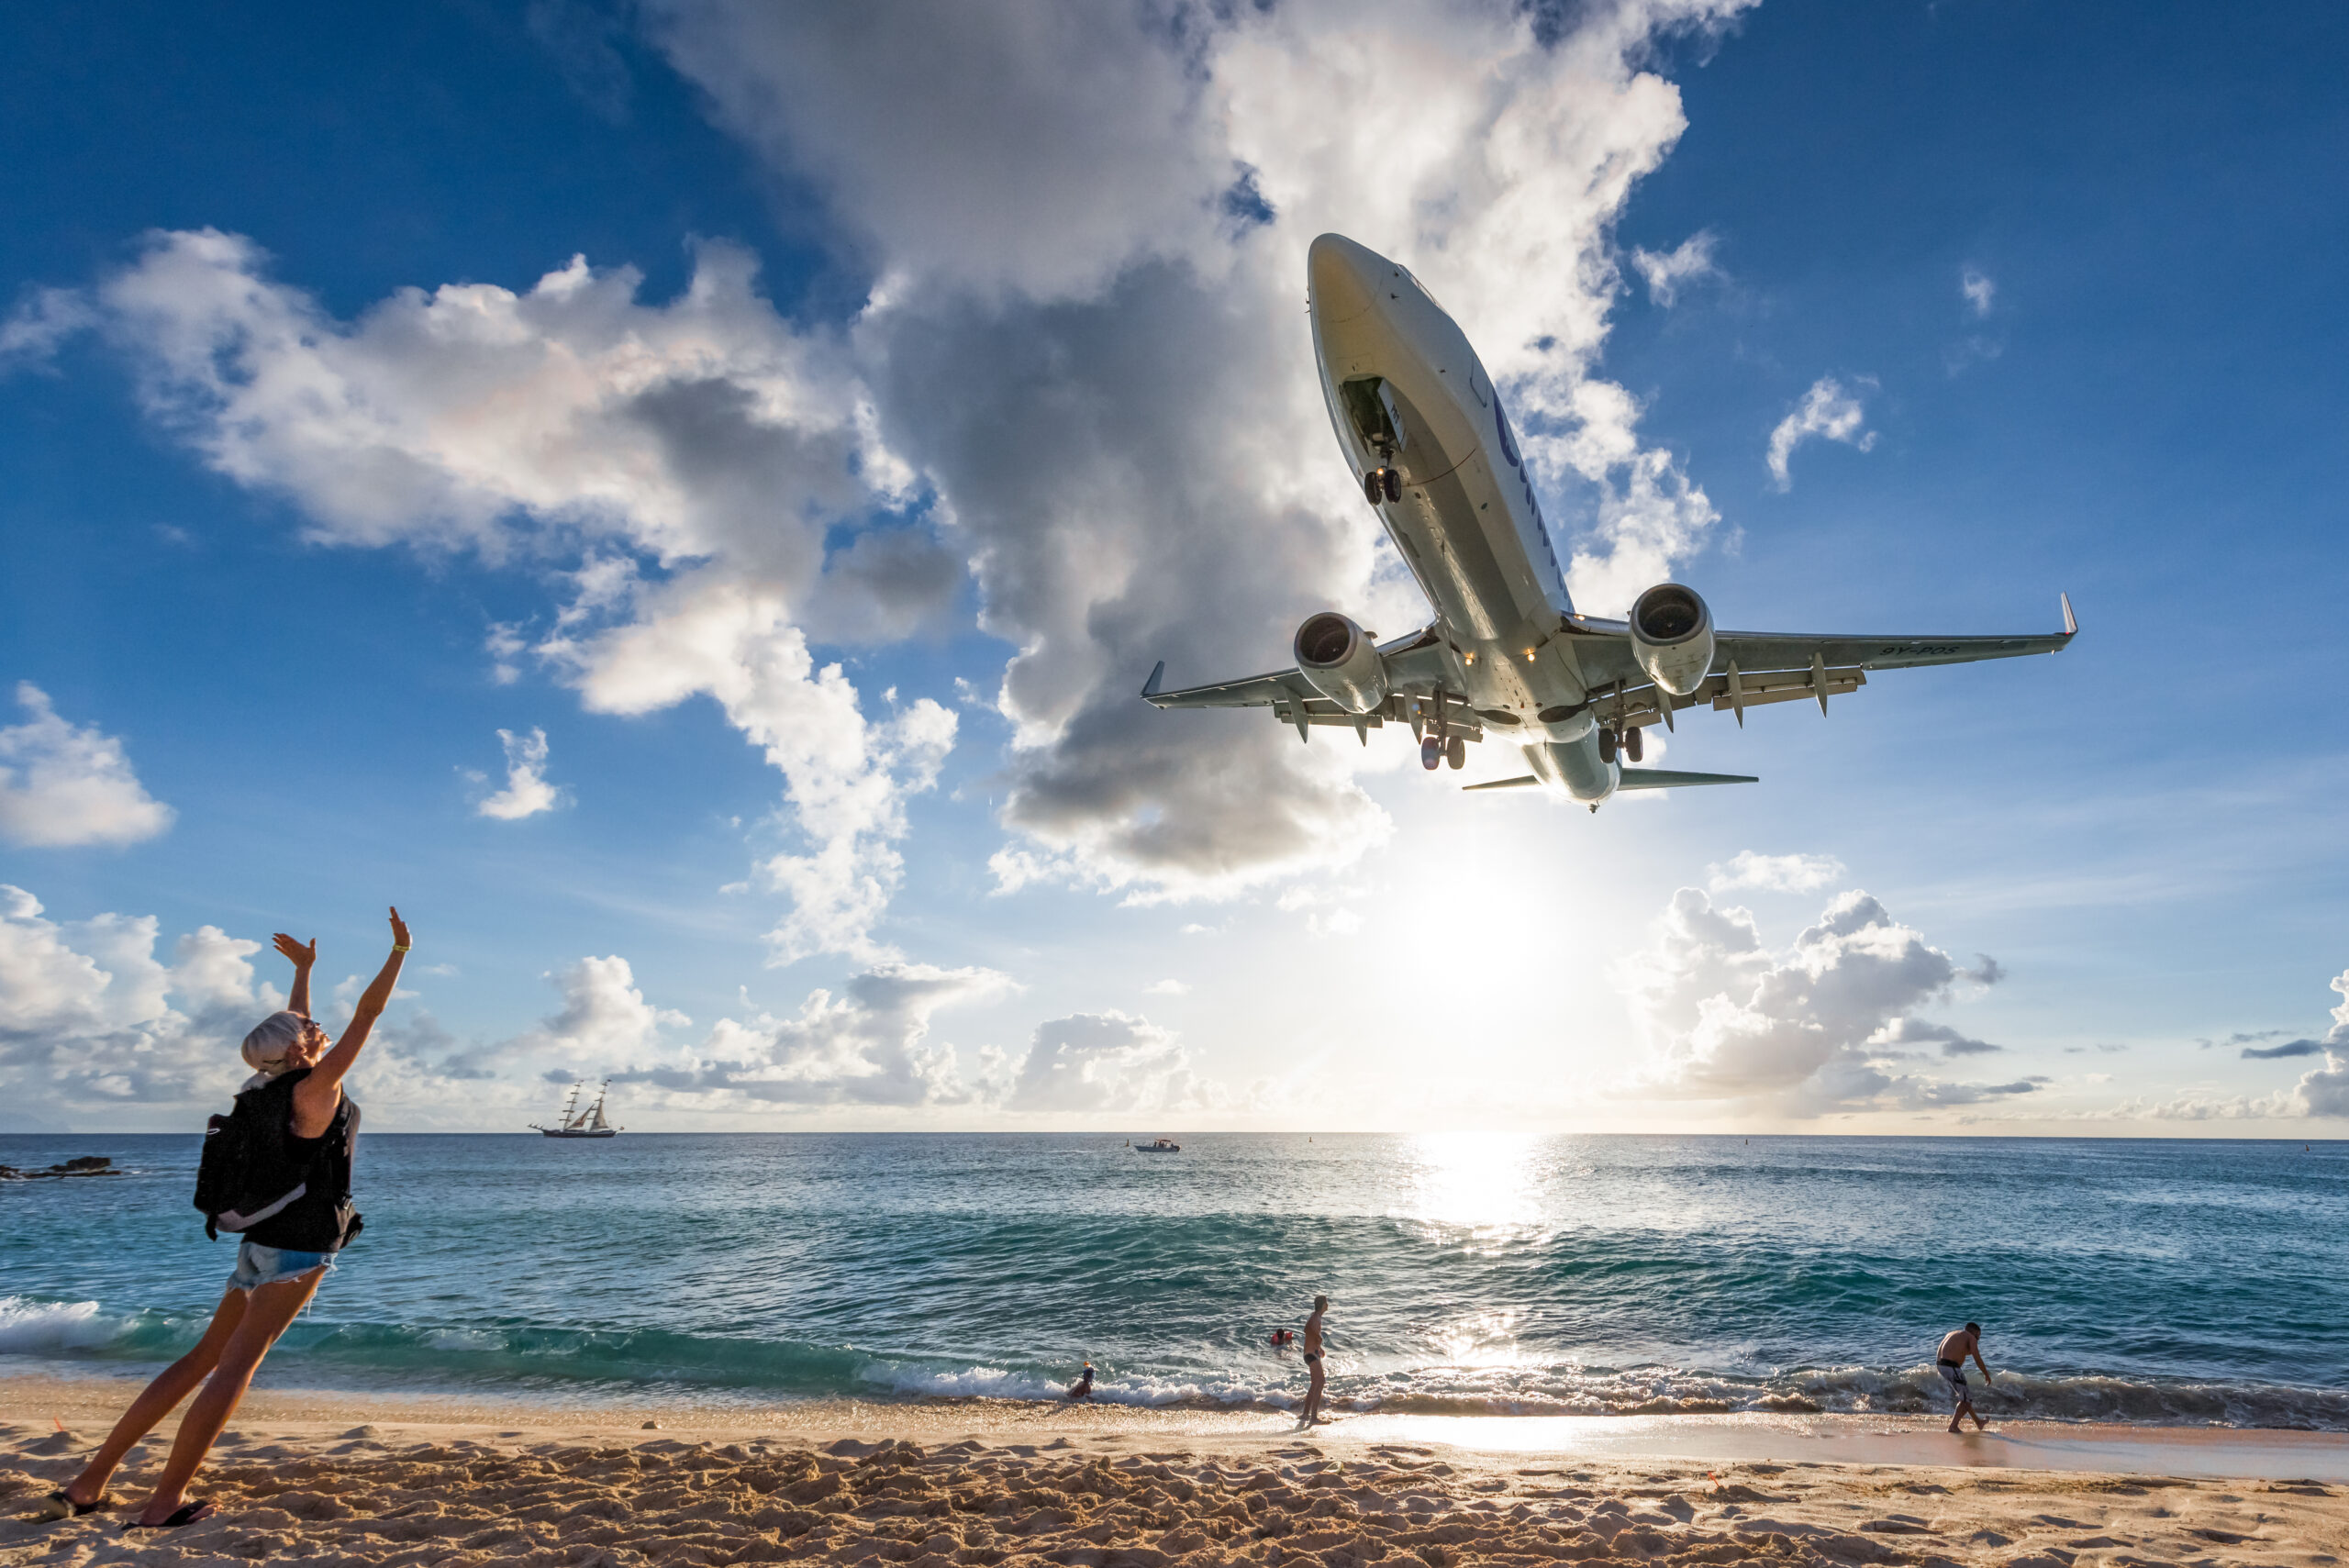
1141, 232, 2076, 810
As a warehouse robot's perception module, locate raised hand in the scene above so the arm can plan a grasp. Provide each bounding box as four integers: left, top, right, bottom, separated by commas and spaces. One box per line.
272, 933, 317, 969
388, 906, 411, 951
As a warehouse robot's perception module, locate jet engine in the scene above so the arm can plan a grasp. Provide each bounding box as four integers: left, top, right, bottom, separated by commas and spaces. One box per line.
1629, 583, 1716, 696
1293, 612, 1389, 714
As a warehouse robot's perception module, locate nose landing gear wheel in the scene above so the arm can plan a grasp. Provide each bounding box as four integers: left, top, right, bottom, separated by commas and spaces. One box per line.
1598, 727, 1618, 764
1420, 736, 1442, 771
1624, 725, 1643, 763
1382, 467, 1402, 502
1446, 735, 1465, 770
1364, 469, 1386, 506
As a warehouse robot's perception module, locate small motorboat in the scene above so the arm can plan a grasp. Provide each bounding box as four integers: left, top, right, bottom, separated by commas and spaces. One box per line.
1134, 1137, 1181, 1153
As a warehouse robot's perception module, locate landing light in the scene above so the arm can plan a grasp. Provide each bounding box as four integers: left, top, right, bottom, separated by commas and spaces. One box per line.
1523, 650, 1535, 662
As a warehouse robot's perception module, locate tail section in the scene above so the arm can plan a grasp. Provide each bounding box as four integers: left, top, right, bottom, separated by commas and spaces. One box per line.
1613, 768, 1759, 791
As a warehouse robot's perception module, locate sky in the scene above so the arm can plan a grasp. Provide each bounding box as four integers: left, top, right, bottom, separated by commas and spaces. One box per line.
2, 0, 2344, 1134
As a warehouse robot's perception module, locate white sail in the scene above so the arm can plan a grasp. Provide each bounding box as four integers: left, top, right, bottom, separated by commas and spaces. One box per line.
587, 1084, 611, 1130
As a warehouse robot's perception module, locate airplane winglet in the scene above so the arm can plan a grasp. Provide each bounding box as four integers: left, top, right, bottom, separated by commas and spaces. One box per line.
2060, 592, 2077, 638
1141, 661, 1165, 700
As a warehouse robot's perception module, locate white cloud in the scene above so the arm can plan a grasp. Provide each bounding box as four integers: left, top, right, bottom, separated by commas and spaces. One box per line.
0, 287, 96, 364
1961, 265, 1996, 317
1630, 231, 1721, 306
0, 684, 175, 849
54, 228, 958, 962
1006, 1010, 1233, 1114
1706, 850, 1845, 894
618, 961, 1013, 1106
475, 726, 569, 820
521, 954, 692, 1062
1619, 886, 2009, 1113
2292, 968, 2349, 1117
1765, 375, 1876, 492
1144, 978, 1188, 996
0, 885, 268, 1117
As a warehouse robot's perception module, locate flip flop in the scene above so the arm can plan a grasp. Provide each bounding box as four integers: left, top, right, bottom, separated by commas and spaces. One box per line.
124, 1500, 216, 1531
32, 1491, 116, 1520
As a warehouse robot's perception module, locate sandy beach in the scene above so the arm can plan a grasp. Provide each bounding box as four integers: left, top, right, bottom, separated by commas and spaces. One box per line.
5, 1378, 2343, 1567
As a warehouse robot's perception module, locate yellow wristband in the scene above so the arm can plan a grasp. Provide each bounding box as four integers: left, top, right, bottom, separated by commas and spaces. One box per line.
393, 944, 410, 953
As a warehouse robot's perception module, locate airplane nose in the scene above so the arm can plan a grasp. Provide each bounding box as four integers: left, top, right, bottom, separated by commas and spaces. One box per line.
1308, 233, 1383, 327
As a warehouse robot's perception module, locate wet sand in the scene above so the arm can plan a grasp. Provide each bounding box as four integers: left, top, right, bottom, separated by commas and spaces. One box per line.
4, 1377, 2343, 1566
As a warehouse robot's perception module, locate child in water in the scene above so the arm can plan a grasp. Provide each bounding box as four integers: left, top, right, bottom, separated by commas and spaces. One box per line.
1067, 1362, 1094, 1399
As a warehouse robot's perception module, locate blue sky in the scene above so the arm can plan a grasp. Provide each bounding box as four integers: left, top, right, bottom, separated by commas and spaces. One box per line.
2, 0, 2343, 1132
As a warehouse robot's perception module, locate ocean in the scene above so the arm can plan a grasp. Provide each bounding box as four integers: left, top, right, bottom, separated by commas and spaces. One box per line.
2, 1132, 2343, 1429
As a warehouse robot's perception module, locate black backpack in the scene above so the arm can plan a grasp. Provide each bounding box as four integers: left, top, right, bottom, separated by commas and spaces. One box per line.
192, 1072, 362, 1247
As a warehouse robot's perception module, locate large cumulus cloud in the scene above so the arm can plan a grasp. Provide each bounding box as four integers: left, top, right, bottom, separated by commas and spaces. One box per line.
644, 0, 1753, 899
1620, 884, 2013, 1114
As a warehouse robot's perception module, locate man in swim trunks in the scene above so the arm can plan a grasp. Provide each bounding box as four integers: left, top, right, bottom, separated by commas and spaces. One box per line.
1936, 1322, 1990, 1433
1297, 1296, 1330, 1427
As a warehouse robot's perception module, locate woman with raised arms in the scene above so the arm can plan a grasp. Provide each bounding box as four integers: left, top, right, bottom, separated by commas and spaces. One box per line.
41, 907, 409, 1531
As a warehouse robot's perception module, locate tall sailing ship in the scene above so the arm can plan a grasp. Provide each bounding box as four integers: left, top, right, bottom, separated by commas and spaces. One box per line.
531, 1079, 621, 1139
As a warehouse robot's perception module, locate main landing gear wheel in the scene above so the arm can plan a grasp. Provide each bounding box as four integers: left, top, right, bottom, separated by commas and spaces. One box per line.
1624, 726, 1643, 763
1597, 727, 1618, 764
1420, 735, 1442, 771
1446, 735, 1466, 770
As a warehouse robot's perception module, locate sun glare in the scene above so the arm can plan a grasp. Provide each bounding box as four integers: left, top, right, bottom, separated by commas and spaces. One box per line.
1397, 1130, 1548, 1238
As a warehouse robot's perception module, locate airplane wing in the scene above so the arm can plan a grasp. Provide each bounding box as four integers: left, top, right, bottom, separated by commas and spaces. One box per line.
1564, 595, 2078, 729
1464, 768, 1758, 793
1710, 590, 2077, 674
1141, 627, 1481, 743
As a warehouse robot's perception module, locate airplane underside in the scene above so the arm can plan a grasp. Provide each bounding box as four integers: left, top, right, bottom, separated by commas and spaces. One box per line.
1140, 233, 2076, 810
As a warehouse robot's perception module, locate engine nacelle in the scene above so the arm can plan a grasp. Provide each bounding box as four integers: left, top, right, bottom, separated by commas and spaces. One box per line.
1293, 612, 1389, 714
1629, 583, 1716, 696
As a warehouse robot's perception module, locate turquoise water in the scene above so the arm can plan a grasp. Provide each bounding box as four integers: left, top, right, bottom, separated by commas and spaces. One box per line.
3, 1133, 2343, 1428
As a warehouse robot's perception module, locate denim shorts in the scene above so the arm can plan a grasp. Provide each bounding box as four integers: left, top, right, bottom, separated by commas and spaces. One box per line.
227, 1240, 334, 1292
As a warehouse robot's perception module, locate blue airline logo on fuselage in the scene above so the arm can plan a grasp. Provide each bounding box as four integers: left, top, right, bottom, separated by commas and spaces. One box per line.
1490, 389, 1564, 597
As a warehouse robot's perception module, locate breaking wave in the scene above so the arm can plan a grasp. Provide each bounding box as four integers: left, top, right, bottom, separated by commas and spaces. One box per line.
8, 1295, 2345, 1430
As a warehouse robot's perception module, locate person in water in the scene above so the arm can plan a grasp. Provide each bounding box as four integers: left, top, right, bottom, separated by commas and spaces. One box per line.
42, 909, 408, 1530
1936, 1321, 1991, 1433
1270, 1329, 1295, 1351
1067, 1362, 1095, 1400
1297, 1296, 1330, 1427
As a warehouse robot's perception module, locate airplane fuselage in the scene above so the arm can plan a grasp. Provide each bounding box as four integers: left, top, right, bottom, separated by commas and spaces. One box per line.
1308, 233, 1618, 801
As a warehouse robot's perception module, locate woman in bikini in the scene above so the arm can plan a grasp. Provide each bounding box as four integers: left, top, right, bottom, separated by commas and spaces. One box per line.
41, 907, 408, 1530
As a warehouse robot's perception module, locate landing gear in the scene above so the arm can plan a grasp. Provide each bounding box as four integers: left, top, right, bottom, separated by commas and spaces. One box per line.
1363, 465, 1402, 505
1446, 735, 1465, 770
1624, 725, 1643, 763
1598, 727, 1617, 764
1421, 735, 1442, 771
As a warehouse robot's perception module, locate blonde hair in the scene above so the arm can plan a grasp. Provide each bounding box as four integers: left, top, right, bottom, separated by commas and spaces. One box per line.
239, 1011, 311, 1074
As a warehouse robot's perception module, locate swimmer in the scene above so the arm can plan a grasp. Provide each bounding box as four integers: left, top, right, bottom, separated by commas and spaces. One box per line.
1067, 1362, 1095, 1400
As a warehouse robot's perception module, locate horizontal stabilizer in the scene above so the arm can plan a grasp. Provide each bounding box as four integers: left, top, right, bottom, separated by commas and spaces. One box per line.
1461, 774, 1540, 792
1615, 767, 1760, 791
